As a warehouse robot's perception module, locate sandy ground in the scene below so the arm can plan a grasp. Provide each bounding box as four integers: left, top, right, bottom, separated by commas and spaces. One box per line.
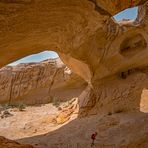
0, 103, 64, 141
18, 112, 148, 148
0, 103, 148, 148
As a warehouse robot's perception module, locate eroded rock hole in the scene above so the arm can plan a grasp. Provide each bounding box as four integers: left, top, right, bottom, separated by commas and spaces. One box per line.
9, 51, 59, 66
120, 34, 147, 57
0, 50, 86, 106
0, 50, 87, 144
113, 7, 138, 21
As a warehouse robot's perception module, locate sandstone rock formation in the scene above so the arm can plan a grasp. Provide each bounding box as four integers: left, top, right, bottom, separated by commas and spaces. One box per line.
0, 0, 148, 147
0, 136, 33, 148
0, 58, 85, 105
0, 0, 148, 112
56, 98, 78, 124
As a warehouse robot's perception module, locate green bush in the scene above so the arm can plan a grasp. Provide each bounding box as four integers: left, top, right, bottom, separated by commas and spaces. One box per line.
18, 103, 26, 111
2, 104, 14, 110
1, 103, 26, 111
52, 97, 61, 108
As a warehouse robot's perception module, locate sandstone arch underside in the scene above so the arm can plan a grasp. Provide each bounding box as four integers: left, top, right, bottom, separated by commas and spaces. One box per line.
1, 0, 148, 115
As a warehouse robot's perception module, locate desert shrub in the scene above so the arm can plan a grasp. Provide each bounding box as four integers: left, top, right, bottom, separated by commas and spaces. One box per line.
18, 103, 26, 111
2, 104, 14, 110
48, 96, 53, 102
1, 103, 27, 111
52, 97, 61, 108
2, 104, 10, 110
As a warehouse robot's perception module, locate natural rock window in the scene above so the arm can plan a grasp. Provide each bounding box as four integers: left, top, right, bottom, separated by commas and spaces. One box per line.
140, 88, 148, 113
120, 34, 147, 57
0, 50, 86, 105
113, 7, 138, 22
9, 51, 59, 66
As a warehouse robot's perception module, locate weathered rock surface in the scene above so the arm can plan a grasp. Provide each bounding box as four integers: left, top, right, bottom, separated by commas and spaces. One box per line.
79, 67, 148, 116
17, 112, 148, 148
0, 0, 148, 112
0, 0, 148, 147
0, 136, 33, 148
0, 58, 85, 105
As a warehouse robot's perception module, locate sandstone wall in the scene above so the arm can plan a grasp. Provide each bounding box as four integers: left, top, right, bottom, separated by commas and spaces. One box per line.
0, 58, 85, 105
79, 67, 148, 116
0, 0, 148, 115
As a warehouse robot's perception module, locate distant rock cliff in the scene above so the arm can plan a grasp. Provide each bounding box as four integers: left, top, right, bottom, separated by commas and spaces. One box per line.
0, 58, 85, 105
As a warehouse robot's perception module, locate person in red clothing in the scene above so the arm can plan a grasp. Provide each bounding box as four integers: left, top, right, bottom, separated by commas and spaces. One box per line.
91, 132, 98, 147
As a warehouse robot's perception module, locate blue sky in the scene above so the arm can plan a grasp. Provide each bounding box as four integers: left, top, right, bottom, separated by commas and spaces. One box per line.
113, 7, 138, 21
9, 7, 138, 66
9, 51, 59, 66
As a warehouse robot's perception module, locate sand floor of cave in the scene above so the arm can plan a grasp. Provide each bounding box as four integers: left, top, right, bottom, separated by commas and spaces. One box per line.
0, 102, 148, 148
0, 102, 72, 141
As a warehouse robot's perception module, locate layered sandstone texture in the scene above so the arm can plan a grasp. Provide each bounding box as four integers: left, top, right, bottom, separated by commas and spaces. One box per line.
0, 0, 148, 112
0, 58, 85, 105
0, 0, 148, 147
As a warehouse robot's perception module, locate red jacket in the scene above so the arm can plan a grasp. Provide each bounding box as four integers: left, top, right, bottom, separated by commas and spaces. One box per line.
91, 134, 96, 140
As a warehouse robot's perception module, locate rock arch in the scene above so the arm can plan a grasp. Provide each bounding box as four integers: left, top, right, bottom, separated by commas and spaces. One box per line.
0, 0, 148, 115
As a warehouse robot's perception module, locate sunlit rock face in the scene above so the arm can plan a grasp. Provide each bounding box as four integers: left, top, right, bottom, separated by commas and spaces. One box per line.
0, 58, 85, 105
0, 0, 148, 114
1, 1, 148, 147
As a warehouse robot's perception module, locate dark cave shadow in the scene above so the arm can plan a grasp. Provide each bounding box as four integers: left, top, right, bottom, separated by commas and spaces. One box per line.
17, 72, 148, 148
17, 115, 99, 148
17, 111, 148, 148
